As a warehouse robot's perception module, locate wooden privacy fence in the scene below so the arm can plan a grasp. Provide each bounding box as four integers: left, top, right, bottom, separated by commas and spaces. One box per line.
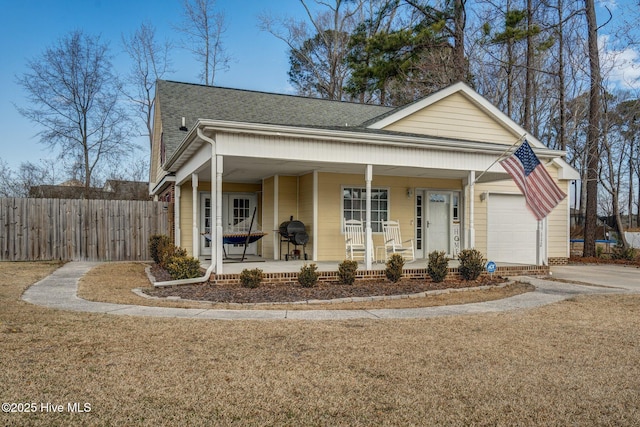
0, 198, 171, 261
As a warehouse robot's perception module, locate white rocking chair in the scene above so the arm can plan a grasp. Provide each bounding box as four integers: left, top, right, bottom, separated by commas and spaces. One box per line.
344, 219, 368, 262
382, 220, 415, 263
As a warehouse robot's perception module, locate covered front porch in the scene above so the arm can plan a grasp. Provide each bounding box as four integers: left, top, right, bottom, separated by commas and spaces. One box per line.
164, 121, 563, 276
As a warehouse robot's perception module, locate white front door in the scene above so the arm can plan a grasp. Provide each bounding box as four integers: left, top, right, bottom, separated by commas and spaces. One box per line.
200, 193, 258, 256
416, 190, 459, 258
427, 192, 451, 255
200, 193, 212, 256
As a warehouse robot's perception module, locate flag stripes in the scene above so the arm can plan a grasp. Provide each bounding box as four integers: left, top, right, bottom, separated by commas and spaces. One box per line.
500, 141, 566, 221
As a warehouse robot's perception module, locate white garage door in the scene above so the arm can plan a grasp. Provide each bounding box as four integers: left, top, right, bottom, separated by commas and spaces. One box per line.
487, 194, 538, 264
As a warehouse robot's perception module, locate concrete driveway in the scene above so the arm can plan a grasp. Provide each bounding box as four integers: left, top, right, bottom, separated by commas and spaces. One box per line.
551, 264, 640, 291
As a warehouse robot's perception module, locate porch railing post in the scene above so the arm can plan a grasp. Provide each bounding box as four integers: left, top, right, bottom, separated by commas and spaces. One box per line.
215, 155, 224, 273
192, 173, 199, 258
365, 164, 373, 270
175, 185, 181, 246
468, 170, 475, 249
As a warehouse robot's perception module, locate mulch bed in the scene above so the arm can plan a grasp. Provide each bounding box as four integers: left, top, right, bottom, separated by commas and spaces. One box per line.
146, 265, 507, 304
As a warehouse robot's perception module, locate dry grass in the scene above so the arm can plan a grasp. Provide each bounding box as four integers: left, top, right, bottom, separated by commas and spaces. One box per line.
78, 262, 532, 310
3, 261, 640, 426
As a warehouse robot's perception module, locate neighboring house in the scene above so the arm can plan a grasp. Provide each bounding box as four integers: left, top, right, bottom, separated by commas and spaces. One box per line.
30, 179, 152, 200
150, 79, 579, 274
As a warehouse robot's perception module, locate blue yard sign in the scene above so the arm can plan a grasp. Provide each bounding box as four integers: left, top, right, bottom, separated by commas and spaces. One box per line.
486, 261, 496, 275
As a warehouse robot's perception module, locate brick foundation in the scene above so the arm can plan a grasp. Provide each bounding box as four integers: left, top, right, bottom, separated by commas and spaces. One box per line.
548, 257, 568, 265
209, 264, 549, 285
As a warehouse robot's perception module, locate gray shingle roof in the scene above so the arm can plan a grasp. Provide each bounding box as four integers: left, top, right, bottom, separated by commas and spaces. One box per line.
157, 80, 393, 159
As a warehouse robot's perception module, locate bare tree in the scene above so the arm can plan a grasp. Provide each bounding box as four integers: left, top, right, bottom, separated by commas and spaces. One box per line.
260, 0, 364, 100
122, 22, 173, 149
178, 0, 230, 86
16, 30, 133, 189
600, 93, 630, 249
0, 158, 60, 197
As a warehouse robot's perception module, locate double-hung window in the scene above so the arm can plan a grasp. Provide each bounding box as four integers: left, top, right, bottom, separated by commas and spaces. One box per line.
342, 187, 389, 232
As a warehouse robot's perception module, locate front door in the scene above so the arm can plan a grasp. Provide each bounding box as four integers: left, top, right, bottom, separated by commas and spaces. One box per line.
427, 192, 451, 254
415, 190, 459, 258
200, 193, 258, 256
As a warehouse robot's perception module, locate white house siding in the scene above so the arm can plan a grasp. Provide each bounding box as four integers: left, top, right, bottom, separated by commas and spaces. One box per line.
214, 132, 513, 176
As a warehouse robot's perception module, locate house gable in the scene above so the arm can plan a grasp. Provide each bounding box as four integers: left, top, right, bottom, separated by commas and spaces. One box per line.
368, 82, 529, 147
379, 92, 519, 145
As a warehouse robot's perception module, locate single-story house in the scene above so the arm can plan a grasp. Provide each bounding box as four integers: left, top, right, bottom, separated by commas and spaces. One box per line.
149, 80, 579, 274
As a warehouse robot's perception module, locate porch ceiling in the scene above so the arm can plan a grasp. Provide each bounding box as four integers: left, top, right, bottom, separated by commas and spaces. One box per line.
195, 156, 507, 184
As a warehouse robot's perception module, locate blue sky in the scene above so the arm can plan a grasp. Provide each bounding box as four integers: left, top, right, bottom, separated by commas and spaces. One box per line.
0, 0, 303, 171
0, 0, 638, 174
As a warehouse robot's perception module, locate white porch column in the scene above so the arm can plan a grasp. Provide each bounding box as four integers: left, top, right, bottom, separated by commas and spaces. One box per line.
192, 173, 199, 258
273, 175, 279, 260
215, 155, 224, 273
312, 170, 318, 261
468, 170, 475, 249
365, 164, 373, 270
174, 185, 181, 246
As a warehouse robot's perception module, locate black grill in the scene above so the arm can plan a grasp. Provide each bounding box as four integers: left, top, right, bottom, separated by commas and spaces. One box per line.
278, 217, 309, 260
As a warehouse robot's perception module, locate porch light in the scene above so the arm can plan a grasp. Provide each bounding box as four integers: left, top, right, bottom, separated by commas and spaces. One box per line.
406, 188, 413, 199
480, 192, 488, 202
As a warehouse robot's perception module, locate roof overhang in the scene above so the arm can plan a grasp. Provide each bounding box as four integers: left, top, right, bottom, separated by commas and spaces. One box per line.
164, 119, 568, 172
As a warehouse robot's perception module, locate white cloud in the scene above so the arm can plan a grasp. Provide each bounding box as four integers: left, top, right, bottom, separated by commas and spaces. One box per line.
599, 34, 640, 89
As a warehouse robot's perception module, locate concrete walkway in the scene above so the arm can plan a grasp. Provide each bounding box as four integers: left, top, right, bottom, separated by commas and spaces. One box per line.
21, 262, 637, 321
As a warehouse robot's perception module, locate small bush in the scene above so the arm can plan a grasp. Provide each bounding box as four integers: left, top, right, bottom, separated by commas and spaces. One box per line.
337, 260, 358, 285
596, 245, 605, 258
159, 245, 187, 269
240, 268, 263, 288
298, 263, 320, 288
165, 255, 202, 280
427, 251, 449, 283
611, 244, 637, 261
458, 248, 485, 281
149, 234, 172, 264
385, 253, 404, 283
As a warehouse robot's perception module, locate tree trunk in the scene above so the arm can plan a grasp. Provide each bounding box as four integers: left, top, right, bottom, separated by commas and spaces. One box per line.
453, 0, 466, 82
557, 0, 566, 151
583, 0, 601, 257
524, 0, 533, 132
630, 159, 634, 230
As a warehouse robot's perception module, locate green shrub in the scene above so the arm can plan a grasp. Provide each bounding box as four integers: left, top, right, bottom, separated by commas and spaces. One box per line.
458, 248, 485, 281
596, 245, 605, 258
165, 255, 202, 280
337, 260, 359, 285
611, 244, 637, 261
149, 234, 172, 264
159, 245, 187, 269
385, 253, 404, 283
240, 268, 263, 288
298, 263, 319, 288
427, 251, 449, 283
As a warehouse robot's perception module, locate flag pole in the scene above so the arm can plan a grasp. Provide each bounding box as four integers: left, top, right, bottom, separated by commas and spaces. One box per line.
473, 133, 527, 185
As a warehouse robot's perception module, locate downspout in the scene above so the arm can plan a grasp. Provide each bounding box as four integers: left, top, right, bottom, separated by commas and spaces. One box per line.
154, 128, 217, 287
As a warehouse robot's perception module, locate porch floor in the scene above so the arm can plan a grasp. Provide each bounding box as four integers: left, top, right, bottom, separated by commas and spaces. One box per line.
201, 256, 532, 275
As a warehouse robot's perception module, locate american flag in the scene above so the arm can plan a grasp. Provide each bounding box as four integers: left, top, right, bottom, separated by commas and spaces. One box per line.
500, 140, 566, 221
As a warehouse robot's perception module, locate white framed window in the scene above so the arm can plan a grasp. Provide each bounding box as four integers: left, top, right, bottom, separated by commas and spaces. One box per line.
342, 187, 389, 232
